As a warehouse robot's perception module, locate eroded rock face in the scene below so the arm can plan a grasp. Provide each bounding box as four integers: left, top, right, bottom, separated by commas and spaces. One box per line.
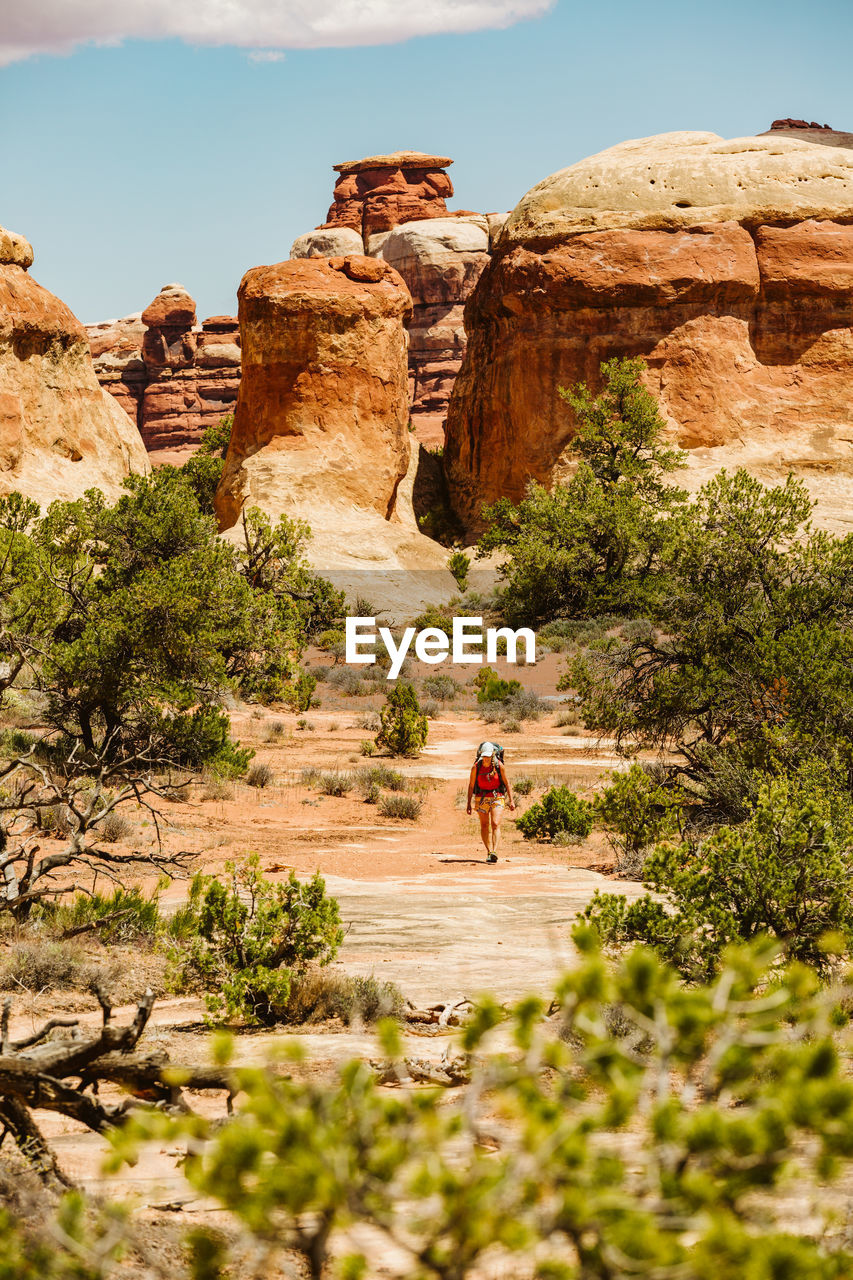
0, 225, 149, 506
444, 132, 853, 530
291, 156, 503, 439
88, 286, 242, 452
376, 217, 491, 434
214, 254, 452, 609
324, 151, 455, 240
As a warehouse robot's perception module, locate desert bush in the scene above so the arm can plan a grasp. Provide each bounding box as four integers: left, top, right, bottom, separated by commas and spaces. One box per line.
315, 628, 346, 652
378, 793, 423, 820
448, 550, 470, 592
300, 766, 322, 787
264, 720, 288, 740
421, 674, 460, 703
246, 762, 274, 788
516, 786, 594, 841
99, 811, 133, 844
318, 771, 355, 797
359, 739, 376, 756
354, 711, 381, 731
422, 700, 441, 719
375, 683, 428, 758
201, 777, 235, 801
585, 770, 853, 978
479, 701, 504, 724
0, 940, 89, 991
285, 970, 404, 1025
554, 706, 580, 728
45, 883, 165, 945
514, 776, 535, 796
363, 782, 381, 804
474, 666, 521, 704
358, 766, 407, 793
327, 667, 367, 697
594, 762, 682, 875
502, 688, 547, 721
36, 804, 71, 838
501, 718, 522, 733
296, 718, 315, 732
167, 854, 343, 1025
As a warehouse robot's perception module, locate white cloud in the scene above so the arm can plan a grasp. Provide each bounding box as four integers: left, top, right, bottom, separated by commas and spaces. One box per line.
0, 0, 555, 67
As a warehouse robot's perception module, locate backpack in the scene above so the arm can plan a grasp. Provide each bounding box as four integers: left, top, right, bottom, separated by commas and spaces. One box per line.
474, 742, 506, 795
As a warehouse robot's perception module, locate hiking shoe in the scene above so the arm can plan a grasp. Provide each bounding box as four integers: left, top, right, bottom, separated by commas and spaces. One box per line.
487, 853, 498, 863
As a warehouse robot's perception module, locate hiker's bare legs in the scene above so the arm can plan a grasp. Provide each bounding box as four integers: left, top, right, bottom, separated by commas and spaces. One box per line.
477, 809, 491, 855
490, 807, 504, 855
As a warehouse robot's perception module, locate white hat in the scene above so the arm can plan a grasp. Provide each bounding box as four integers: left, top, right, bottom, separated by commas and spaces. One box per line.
478, 741, 499, 759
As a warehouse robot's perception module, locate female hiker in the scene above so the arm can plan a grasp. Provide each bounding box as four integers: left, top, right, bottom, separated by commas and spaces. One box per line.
466, 741, 515, 863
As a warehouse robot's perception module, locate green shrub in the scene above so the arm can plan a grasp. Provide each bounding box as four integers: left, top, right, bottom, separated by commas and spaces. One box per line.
594, 763, 682, 875
516, 786, 593, 841
378, 793, 423, 820
585, 771, 853, 978
45, 883, 164, 944
375, 683, 428, 758
167, 855, 343, 1026
360, 739, 376, 756
474, 666, 521, 705
363, 781, 381, 804
514, 776, 535, 796
448, 550, 470, 592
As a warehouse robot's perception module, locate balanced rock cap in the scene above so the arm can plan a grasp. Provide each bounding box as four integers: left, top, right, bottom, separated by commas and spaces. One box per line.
0, 225, 34, 270
334, 151, 453, 174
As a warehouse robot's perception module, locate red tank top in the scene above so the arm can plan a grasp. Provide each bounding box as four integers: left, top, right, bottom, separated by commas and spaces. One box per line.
476, 763, 501, 792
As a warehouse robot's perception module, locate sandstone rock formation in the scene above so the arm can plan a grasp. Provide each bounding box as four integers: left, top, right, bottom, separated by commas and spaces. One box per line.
87, 286, 241, 454
87, 311, 147, 427
0, 225, 149, 507
215, 254, 453, 608
323, 152, 456, 240
444, 131, 853, 531
764, 119, 853, 149
377, 217, 491, 437
291, 155, 502, 442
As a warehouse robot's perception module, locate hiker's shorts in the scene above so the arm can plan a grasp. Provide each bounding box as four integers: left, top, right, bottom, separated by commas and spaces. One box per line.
474, 794, 504, 815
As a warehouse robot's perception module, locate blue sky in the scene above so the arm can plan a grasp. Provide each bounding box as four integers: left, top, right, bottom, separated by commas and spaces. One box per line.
2, 0, 851, 322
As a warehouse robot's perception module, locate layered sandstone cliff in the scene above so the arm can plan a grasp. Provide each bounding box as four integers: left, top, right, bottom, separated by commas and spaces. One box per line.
0, 225, 149, 507
444, 131, 853, 530
87, 285, 241, 454
292, 154, 501, 441
214, 254, 453, 608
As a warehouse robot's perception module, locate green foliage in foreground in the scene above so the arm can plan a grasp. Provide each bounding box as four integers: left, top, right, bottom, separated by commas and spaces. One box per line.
167, 855, 343, 1025
374, 682, 429, 757
110, 937, 853, 1280
585, 771, 853, 979
477, 357, 687, 625
516, 785, 593, 841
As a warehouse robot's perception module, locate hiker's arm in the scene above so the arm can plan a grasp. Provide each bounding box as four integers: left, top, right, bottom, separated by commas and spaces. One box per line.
499, 763, 515, 809
466, 765, 476, 813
